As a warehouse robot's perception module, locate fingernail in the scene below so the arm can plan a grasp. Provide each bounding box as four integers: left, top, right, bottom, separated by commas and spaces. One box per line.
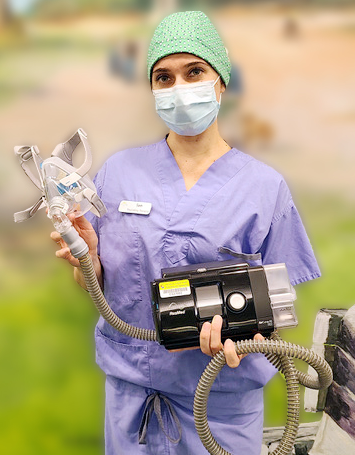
201, 321, 211, 331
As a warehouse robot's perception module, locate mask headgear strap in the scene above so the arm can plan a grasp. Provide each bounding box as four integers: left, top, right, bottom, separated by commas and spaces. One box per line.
14, 197, 46, 223
14, 145, 46, 222
52, 128, 92, 186
14, 145, 43, 190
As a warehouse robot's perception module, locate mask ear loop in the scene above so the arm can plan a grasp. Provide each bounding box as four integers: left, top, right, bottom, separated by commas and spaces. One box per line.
213, 75, 222, 104
212, 75, 221, 87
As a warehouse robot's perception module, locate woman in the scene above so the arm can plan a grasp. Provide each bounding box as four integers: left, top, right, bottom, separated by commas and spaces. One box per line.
52, 11, 320, 455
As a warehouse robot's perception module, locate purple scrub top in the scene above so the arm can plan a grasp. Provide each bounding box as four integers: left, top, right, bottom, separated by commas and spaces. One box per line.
86, 138, 320, 400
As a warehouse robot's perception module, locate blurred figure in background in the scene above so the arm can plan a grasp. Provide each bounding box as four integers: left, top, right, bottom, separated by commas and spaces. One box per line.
109, 39, 139, 82
220, 61, 274, 151
283, 16, 300, 39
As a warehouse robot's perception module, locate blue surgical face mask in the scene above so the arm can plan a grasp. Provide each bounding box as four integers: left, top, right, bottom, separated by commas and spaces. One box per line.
152, 76, 221, 136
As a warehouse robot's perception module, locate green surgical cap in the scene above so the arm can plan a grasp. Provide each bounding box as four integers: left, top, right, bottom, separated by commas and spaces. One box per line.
147, 11, 231, 86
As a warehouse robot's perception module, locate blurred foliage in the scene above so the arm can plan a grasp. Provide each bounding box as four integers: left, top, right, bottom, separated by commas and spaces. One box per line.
0, 34, 105, 106
0, 222, 105, 455
30, 0, 154, 18
26, 0, 355, 19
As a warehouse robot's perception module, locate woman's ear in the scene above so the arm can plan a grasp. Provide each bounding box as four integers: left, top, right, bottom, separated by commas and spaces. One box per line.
220, 81, 226, 94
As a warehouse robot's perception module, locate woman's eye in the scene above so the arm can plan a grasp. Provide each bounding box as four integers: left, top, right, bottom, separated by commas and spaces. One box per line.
156, 74, 170, 83
189, 68, 204, 77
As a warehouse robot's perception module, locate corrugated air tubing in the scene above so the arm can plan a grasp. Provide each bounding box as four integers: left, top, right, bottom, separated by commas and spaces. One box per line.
78, 252, 333, 455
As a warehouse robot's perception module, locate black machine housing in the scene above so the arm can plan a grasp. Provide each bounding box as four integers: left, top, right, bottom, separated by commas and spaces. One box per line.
151, 260, 276, 350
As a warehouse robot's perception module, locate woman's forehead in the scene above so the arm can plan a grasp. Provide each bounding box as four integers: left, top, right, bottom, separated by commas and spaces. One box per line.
153, 53, 209, 70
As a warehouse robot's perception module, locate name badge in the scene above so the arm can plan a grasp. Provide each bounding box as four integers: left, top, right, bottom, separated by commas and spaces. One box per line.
118, 200, 152, 215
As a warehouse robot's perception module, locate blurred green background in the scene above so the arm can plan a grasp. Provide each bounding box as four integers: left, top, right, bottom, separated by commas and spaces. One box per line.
1, 1, 355, 454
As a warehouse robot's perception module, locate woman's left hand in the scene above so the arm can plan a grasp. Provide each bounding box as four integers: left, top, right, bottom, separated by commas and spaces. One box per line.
200, 315, 264, 368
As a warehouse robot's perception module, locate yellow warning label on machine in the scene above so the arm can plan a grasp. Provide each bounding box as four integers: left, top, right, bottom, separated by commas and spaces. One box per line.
159, 280, 191, 298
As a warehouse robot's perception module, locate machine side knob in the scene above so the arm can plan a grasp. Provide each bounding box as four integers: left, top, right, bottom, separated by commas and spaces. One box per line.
227, 292, 246, 311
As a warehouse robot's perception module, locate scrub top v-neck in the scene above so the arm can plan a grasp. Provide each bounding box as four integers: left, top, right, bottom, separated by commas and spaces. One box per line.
156, 139, 244, 264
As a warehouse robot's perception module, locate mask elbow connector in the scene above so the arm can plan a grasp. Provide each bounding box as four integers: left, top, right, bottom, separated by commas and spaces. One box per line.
49, 206, 89, 258
49, 203, 72, 233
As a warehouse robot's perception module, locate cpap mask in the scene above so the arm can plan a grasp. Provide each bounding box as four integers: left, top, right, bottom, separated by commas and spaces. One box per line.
14, 128, 106, 256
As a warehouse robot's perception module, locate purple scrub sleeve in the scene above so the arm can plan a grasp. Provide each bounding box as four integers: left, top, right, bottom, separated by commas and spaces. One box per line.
85, 138, 321, 454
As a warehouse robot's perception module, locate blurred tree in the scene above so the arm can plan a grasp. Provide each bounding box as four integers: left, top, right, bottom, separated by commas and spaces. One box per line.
0, 0, 12, 29
31, 0, 154, 18
19, 0, 355, 21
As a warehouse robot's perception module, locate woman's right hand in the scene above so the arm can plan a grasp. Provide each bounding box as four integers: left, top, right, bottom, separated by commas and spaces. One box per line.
50, 214, 102, 288
50, 214, 98, 267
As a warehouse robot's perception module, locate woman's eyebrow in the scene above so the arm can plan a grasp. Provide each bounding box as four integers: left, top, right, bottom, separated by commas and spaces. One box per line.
152, 67, 171, 74
153, 61, 209, 73
185, 61, 209, 68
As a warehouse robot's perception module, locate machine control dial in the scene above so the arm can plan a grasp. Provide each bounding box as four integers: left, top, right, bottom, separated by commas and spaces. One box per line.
227, 292, 246, 311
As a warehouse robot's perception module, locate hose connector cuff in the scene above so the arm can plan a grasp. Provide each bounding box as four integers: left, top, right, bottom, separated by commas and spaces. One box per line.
61, 226, 89, 258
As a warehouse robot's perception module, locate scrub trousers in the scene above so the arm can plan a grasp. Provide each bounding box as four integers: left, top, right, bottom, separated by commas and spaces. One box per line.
104, 375, 264, 455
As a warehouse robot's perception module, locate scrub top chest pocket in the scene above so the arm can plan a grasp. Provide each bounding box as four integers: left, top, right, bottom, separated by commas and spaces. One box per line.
98, 204, 144, 316
218, 246, 262, 267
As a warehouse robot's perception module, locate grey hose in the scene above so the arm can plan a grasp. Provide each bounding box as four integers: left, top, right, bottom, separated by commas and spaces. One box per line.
193, 335, 333, 455
79, 253, 156, 342
78, 252, 333, 455
264, 332, 300, 455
